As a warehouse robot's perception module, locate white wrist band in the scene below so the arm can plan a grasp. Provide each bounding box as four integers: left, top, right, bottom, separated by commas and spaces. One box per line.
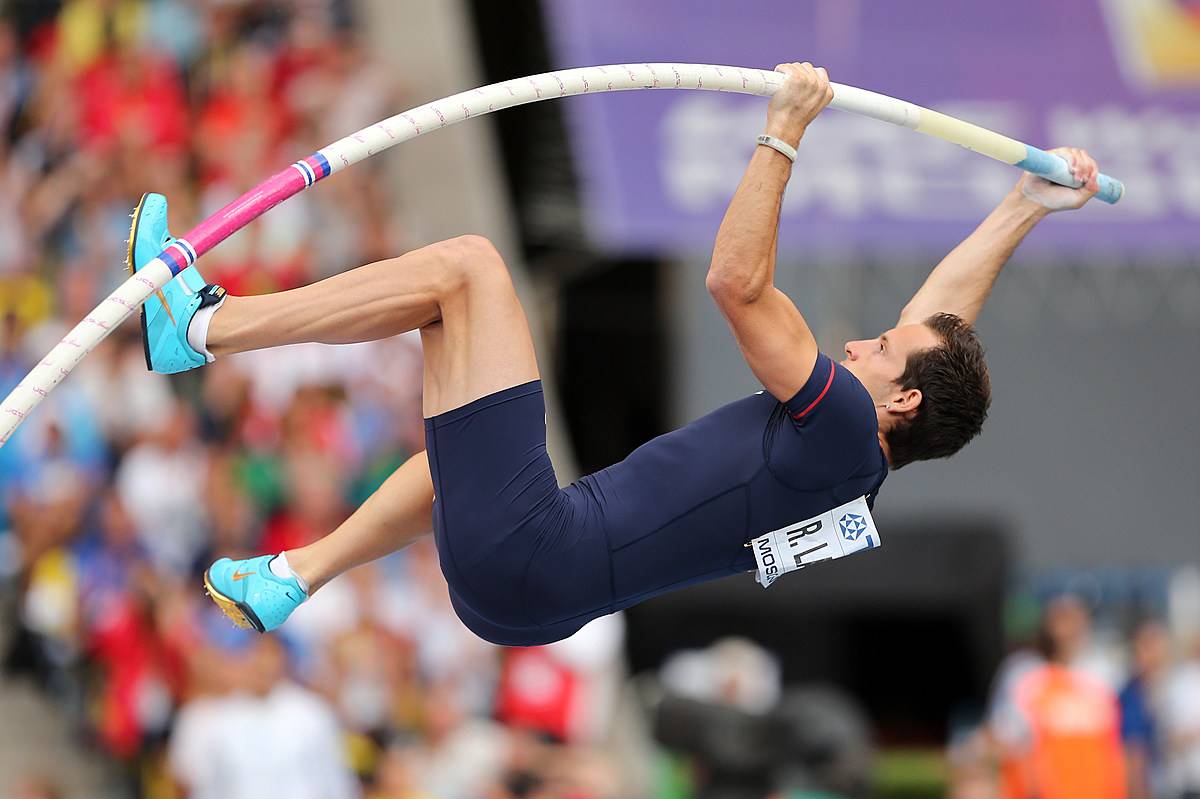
756, 134, 797, 163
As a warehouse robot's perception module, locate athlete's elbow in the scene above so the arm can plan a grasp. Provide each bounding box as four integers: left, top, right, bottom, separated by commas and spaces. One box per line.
706, 271, 765, 305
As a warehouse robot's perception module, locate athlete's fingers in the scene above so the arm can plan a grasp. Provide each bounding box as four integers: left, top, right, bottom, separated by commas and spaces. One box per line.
1065, 147, 1084, 179
1077, 148, 1099, 187
813, 66, 834, 103
1080, 147, 1099, 189
775, 63, 800, 83
1073, 148, 1093, 177
1072, 150, 1094, 190
1067, 147, 1099, 193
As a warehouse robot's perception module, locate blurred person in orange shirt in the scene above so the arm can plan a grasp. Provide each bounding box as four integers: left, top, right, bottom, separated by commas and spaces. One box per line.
990, 595, 1127, 799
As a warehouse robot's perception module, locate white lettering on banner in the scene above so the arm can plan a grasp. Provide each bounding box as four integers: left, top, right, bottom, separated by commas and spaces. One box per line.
660, 96, 1200, 222
662, 96, 1019, 219
750, 496, 881, 588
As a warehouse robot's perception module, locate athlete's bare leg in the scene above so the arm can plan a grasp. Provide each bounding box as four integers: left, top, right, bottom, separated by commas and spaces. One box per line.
207, 235, 540, 591
208, 235, 538, 416
285, 450, 433, 593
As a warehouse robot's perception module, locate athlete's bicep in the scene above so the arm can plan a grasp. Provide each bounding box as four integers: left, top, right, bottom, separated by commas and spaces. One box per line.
712, 286, 819, 402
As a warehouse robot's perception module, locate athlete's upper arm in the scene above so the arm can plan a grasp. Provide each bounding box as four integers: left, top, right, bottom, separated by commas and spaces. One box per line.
711, 285, 819, 402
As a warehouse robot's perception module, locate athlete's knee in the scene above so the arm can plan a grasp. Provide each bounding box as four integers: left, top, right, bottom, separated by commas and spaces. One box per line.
451, 233, 503, 265
432, 235, 511, 295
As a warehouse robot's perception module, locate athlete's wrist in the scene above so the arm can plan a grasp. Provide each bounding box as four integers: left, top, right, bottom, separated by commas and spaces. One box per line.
1002, 188, 1052, 221
763, 118, 806, 150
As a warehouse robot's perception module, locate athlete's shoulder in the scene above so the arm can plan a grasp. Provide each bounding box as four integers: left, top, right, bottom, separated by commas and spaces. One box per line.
782, 353, 876, 432
769, 353, 883, 488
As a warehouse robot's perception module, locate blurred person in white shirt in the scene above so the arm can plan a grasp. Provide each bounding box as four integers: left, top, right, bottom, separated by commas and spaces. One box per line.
373, 539, 499, 714
414, 678, 510, 799
1162, 637, 1200, 799
115, 398, 210, 575
169, 635, 358, 799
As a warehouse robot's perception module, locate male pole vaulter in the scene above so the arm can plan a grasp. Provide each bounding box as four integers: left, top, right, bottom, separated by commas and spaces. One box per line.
130, 63, 1101, 645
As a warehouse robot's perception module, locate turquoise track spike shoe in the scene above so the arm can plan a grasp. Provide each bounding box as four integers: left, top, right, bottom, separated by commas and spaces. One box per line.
204, 555, 308, 633
127, 192, 219, 374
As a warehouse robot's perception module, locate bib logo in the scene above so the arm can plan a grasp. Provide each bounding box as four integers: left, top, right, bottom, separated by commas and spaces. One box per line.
839, 513, 867, 541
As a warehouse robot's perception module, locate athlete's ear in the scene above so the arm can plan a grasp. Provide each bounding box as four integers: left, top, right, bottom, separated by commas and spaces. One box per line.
885, 387, 922, 414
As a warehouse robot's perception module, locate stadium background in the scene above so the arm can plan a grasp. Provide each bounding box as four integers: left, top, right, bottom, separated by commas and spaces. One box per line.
0, 0, 1197, 797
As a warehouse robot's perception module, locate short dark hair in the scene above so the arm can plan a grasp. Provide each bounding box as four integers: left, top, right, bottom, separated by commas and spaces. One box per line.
884, 313, 991, 469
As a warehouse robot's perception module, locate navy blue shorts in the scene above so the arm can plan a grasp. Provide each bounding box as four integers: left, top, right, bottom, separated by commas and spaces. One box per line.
424, 381, 612, 646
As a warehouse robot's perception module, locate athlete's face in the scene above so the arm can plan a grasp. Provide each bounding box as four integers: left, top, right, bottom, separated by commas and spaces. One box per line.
841, 322, 941, 417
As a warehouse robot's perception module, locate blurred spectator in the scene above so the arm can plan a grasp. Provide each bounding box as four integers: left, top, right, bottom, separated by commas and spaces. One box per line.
654, 637, 873, 799
988, 595, 1127, 799
367, 737, 435, 799
414, 678, 511, 799
115, 398, 210, 575
1120, 619, 1172, 799
495, 614, 626, 743
660, 636, 783, 715
74, 34, 188, 156
84, 567, 185, 760
10, 773, 64, 799
1162, 637, 1200, 799
55, 0, 145, 75
73, 328, 174, 448
0, 19, 33, 140
168, 635, 358, 799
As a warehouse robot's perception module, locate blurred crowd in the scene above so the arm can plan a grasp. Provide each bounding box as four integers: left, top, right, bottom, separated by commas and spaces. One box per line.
0, 1, 626, 797
950, 580, 1200, 799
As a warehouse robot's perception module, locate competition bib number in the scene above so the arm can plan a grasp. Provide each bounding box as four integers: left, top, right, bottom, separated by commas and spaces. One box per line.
750, 496, 881, 588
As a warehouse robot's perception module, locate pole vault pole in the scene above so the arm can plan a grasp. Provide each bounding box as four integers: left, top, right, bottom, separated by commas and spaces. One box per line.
0, 63, 1123, 447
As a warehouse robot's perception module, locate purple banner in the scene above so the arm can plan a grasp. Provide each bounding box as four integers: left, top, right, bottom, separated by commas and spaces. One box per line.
544, 0, 1200, 257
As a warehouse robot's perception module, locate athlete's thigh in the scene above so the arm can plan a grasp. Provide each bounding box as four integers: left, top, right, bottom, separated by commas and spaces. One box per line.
418, 241, 539, 418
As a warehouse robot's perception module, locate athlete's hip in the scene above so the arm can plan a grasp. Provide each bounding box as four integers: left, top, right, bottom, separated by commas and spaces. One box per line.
423, 379, 614, 630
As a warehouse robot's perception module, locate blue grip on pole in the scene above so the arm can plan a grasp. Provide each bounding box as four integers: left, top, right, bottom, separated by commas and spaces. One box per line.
1015, 145, 1124, 205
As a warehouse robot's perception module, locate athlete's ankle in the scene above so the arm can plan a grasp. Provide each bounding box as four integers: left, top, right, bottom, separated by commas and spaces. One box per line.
186, 289, 226, 362
275, 549, 321, 595
200, 294, 241, 358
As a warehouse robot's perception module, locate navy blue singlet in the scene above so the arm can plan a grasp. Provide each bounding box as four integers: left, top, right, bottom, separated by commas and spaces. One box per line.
423, 353, 887, 646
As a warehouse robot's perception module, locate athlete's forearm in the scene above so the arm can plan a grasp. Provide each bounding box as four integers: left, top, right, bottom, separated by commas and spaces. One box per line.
899, 190, 1048, 326
706, 145, 793, 304
708, 61, 833, 304
287, 451, 434, 592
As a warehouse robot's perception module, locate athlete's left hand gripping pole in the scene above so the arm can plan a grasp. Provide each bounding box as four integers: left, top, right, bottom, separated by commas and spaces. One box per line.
0, 63, 1125, 447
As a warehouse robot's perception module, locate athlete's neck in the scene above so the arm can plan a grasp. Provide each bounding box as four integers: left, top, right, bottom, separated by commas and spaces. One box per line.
877, 431, 893, 467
